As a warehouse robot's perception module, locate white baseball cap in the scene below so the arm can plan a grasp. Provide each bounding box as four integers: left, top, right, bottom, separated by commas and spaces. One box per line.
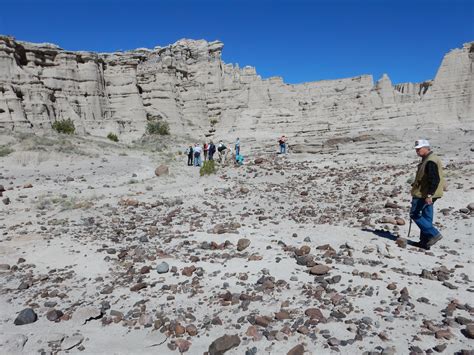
414, 139, 430, 149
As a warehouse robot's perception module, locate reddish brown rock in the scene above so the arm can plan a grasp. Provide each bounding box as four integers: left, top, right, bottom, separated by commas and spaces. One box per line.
208, 334, 240, 355
176, 339, 191, 353
295, 245, 311, 256
130, 282, 147, 292
175, 324, 186, 335
395, 217, 406, 225
395, 238, 407, 248
287, 344, 305, 355
309, 264, 330, 275
155, 165, 169, 176
462, 324, 474, 339
435, 329, 453, 339
305, 308, 326, 322
255, 315, 272, 327
237, 238, 251, 251
182, 265, 196, 277
275, 310, 291, 320
140, 266, 151, 274
186, 324, 198, 336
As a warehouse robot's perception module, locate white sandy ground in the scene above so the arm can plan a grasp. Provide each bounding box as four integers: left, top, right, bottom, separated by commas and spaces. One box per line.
0, 131, 473, 354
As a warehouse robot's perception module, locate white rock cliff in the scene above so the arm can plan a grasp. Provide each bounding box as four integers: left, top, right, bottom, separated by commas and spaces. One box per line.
0, 36, 472, 145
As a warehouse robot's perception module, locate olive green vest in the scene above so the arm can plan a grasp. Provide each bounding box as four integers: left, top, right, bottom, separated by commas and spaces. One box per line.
411, 152, 445, 198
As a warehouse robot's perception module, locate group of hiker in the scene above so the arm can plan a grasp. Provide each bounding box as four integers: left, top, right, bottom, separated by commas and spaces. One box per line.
185, 135, 288, 167
186, 140, 238, 167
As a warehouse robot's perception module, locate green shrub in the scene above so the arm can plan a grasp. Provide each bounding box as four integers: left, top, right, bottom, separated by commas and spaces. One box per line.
107, 132, 119, 142
210, 118, 218, 126
200, 160, 216, 176
146, 121, 170, 135
0, 145, 14, 157
52, 119, 75, 134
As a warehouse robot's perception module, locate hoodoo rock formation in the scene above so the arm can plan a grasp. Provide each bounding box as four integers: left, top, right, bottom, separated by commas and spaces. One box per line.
0, 36, 472, 144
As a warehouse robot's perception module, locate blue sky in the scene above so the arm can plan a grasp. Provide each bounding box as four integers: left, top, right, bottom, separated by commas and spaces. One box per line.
0, 0, 472, 84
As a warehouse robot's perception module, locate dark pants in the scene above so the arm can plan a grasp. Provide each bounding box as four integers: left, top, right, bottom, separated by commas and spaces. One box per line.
187, 154, 193, 166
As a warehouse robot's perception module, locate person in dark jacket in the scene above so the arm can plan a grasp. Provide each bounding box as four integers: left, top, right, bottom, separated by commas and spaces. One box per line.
208, 141, 216, 161
186, 145, 194, 166
410, 139, 445, 249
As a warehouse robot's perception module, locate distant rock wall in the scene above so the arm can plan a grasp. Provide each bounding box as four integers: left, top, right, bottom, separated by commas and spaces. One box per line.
0, 36, 472, 144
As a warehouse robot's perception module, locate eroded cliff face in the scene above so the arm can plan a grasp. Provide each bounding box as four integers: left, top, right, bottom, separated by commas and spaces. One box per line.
0, 36, 472, 144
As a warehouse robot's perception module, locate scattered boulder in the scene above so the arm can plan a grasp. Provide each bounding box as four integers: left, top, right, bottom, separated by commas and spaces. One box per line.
462, 324, 474, 339
237, 238, 251, 251
46, 309, 64, 322
287, 344, 305, 355
156, 261, 170, 274
305, 308, 326, 322
208, 334, 241, 355
130, 282, 147, 292
309, 264, 330, 275
155, 165, 169, 176
14, 308, 37, 325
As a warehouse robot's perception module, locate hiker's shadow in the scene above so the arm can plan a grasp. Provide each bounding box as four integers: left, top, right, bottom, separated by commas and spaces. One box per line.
362, 228, 419, 246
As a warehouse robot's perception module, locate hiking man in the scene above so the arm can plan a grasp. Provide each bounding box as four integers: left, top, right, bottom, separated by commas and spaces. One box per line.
410, 139, 445, 249
186, 145, 194, 166
194, 143, 202, 167
217, 141, 227, 163
208, 141, 216, 161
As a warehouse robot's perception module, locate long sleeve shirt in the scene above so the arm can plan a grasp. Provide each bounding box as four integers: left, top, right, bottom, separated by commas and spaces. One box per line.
425, 161, 440, 195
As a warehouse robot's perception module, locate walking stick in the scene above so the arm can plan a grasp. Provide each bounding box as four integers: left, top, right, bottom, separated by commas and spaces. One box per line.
407, 215, 412, 238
